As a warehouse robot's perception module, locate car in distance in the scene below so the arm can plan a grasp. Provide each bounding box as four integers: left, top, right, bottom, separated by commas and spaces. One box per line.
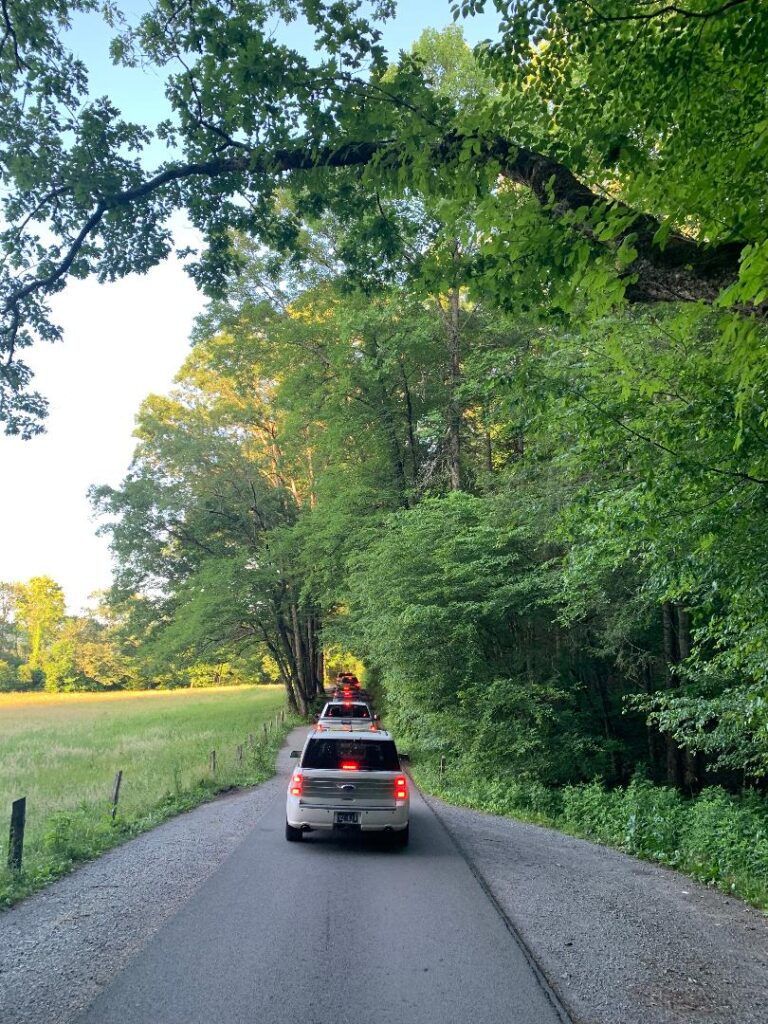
330, 683, 374, 702
286, 729, 409, 847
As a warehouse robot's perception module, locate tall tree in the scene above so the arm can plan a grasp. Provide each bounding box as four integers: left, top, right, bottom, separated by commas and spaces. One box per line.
14, 575, 65, 672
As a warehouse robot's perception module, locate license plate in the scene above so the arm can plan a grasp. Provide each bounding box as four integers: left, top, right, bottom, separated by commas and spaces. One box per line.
335, 811, 359, 824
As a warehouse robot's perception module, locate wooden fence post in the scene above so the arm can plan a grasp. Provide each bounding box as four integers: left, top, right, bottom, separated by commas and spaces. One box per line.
209, 750, 217, 776
247, 733, 254, 748
281, 710, 285, 724
111, 770, 123, 820
262, 722, 268, 740
236, 744, 244, 767
439, 756, 446, 779
8, 797, 26, 870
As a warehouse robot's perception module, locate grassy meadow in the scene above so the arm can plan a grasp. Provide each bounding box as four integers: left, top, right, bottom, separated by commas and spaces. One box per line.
0, 686, 288, 907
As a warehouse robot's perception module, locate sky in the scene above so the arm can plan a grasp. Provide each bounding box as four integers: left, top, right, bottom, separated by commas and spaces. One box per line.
0, 1, 501, 613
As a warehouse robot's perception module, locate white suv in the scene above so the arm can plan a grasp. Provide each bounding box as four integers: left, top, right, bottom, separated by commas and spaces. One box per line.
316, 699, 377, 731
286, 729, 409, 847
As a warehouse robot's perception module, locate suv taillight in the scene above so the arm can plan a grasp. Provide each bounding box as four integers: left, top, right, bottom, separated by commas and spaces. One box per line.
290, 772, 303, 797
394, 776, 408, 800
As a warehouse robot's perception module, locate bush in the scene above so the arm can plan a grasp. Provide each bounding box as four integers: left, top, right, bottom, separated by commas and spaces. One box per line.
681, 788, 768, 902
562, 777, 686, 861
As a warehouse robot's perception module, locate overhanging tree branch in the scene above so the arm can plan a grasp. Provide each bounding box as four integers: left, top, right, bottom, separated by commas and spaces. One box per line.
580, 0, 754, 23
0, 133, 750, 362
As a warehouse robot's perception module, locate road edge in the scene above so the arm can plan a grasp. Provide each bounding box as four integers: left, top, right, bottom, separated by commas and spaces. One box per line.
418, 784, 576, 1024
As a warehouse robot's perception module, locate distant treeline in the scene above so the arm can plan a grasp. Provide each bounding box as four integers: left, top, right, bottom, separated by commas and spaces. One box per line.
0, 577, 269, 692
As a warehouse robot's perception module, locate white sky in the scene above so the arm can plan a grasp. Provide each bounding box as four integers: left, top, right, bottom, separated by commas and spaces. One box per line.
0, 1, 499, 612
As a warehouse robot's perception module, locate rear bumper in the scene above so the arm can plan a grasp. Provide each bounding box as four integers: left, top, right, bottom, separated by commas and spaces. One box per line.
286, 796, 409, 832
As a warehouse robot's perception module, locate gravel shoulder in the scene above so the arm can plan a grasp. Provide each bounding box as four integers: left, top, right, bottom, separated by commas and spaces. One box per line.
424, 792, 768, 1024
0, 728, 306, 1024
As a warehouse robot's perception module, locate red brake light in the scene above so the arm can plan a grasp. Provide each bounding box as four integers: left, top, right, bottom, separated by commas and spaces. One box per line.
394, 776, 408, 799
340, 762, 359, 771
290, 772, 303, 797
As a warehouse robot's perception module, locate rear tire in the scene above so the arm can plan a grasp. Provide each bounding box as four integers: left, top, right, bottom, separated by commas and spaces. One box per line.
285, 821, 303, 842
392, 824, 409, 848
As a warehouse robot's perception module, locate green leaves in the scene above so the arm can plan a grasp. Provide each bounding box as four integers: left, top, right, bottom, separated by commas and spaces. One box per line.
3, 4, 766, 435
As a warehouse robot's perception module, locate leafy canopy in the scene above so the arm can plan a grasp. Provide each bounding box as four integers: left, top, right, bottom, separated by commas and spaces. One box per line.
2, 1, 766, 434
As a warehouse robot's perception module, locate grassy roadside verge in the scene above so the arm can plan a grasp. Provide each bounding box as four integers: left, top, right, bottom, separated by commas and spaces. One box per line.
410, 756, 768, 912
0, 687, 296, 909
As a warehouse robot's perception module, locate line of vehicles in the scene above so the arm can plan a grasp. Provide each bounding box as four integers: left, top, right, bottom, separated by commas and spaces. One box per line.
285, 672, 410, 847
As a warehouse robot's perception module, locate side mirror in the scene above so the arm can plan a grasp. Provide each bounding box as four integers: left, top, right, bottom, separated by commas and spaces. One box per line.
289, 750, 301, 758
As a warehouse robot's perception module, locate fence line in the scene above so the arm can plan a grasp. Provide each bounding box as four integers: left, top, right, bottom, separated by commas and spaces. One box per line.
5, 709, 292, 872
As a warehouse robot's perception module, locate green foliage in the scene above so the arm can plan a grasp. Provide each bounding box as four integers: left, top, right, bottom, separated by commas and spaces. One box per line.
91, 318, 332, 711
1, 13, 757, 904
559, 779, 768, 906
0, 580, 149, 692
14, 575, 65, 670
2, 5, 766, 434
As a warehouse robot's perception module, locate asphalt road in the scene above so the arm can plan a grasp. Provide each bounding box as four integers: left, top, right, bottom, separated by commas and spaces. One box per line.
72, 734, 567, 1024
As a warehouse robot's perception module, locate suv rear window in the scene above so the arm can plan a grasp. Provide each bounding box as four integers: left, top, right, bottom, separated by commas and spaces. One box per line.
322, 703, 370, 718
302, 738, 399, 771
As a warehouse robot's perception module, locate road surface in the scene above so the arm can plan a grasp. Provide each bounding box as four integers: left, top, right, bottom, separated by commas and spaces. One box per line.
72, 731, 567, 1024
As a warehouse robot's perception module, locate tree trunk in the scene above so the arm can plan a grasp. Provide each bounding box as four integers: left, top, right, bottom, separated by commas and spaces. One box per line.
485, 429, 493, 474
306, 613, 325, 696
282, 672, 299, 714
662, 601, 682, 788
676, 606, 691, 660
401, 362, 419, 492
446, 286, 462, 491
596, 673, 619, 783
276, 614, 308, 716
258, 622, 299, 713
316, 642, 325, 695
289, 601, 312, 714
676, 605, 699, 792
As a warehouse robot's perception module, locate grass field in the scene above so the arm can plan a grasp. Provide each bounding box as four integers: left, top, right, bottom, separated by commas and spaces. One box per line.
0, 686, 288, 908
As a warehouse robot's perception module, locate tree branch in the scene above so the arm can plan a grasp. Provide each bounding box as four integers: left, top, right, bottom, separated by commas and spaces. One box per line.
0, 132, 750, 361
0, 0, 27, 70
580, 0, 754, 23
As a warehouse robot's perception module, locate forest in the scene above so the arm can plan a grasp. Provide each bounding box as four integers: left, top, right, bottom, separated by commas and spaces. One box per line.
2, 2, 767, 891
